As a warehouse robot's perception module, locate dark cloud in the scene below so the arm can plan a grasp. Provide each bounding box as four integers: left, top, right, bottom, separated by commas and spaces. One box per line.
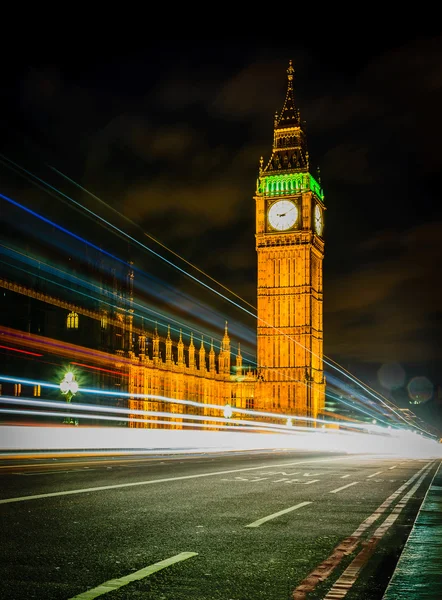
325, 220, 442, 364
1, 36, 441, 401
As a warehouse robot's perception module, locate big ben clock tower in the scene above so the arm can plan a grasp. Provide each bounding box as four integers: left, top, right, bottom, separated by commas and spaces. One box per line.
255, 60, 325, 422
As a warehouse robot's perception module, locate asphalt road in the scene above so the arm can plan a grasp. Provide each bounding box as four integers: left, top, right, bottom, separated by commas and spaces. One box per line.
0, 450, 438, 600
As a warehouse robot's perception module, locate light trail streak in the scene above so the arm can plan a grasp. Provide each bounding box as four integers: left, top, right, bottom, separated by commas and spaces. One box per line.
69, 362, 128, 377
0, 245, 242, 357
0, 320, 409, 430
326, 372, 400, 418
0, 377, 404, 436
0, 320, 426, 435
0, 160, 431, 435
0, 396, 333, 435
0, 326, 136, 367
0, 344, 43, 357
0, 256, 228, 353
0, 167, 256, 330
0, 403, 317, 435
0, 306, 399, 428
49, 164, 257, 311
324, 390, 393, 427
39, 171, 421, 428
0, 297, 395, 429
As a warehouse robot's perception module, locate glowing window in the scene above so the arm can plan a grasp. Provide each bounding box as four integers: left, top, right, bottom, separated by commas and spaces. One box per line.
67, 312, 79, 329
34, 385, 41, 397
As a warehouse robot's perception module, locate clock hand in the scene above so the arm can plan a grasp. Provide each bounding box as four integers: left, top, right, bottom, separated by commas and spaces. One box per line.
278, 207, 295, 217
278, 207, 296, 218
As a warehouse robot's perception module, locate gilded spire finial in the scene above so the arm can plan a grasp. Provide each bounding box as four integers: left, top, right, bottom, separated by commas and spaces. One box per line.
179, 328, 183, 342
287, 59, 295, 82
167, 324, 171, 339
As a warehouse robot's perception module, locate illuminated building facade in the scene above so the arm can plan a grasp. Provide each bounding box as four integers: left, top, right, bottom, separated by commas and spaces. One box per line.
127, 324, 256, 428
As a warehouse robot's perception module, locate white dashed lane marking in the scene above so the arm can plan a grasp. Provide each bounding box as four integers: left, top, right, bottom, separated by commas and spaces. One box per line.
329, 482, 359, 494
367, 471, 384, 478
245, 501, 312, 528
68, 552, 198, 599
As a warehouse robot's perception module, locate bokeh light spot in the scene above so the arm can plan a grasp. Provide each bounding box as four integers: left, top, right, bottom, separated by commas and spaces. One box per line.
407, 376, 433, 404
377, 362, 406, 390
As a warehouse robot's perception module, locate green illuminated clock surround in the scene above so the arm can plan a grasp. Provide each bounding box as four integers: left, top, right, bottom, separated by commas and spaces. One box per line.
268, 199, 298, 231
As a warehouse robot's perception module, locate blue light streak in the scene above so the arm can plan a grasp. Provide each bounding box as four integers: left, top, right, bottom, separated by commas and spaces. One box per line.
0, 158, 426, 432
0, 375, 395, 434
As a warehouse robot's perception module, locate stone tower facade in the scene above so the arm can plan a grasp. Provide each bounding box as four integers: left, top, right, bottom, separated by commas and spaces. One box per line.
254, 60, 325, 421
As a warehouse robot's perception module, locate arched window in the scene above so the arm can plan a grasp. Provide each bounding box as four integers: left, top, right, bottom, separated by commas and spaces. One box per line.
67, 312, 79, 329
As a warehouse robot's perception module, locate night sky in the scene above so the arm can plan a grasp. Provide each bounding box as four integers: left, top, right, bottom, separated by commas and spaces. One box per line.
1, 35, 442, 427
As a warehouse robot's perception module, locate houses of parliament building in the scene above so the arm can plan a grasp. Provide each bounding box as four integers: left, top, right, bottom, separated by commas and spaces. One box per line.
0, 61, 325, 427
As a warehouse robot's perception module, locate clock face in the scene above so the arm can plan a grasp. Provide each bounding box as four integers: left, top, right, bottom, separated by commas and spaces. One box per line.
314, 204, 323, 235
268, 200, 298, 231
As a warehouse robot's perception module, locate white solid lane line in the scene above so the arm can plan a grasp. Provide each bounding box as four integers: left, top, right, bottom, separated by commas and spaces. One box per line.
68, 552, 198, 599
245, 501, 312, 528
14, 469, 97, 476
329, 481, 359, 494
341, 474, 350, 478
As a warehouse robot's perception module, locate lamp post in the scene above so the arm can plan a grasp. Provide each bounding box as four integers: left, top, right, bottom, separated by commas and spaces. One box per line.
223, 403, 233, 419
60, 371, 79, 425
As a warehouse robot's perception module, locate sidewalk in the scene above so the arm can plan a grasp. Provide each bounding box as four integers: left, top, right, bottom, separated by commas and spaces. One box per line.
382, 459, 442, 599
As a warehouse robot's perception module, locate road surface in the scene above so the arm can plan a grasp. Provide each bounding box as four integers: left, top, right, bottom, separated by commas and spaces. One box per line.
0, 449, 438, 599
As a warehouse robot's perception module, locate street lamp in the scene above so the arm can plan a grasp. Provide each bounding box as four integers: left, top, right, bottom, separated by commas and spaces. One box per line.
60, 371, 79, 425
223, 404, 233, 419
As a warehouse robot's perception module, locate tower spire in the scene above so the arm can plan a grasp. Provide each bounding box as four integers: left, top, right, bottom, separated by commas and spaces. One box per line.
262, 60, 309, 175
